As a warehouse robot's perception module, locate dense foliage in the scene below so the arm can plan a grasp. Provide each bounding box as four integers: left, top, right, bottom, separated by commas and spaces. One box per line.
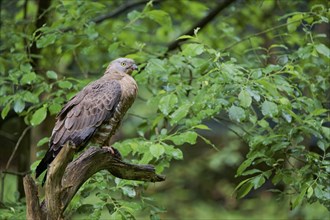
0, 0, 329, 219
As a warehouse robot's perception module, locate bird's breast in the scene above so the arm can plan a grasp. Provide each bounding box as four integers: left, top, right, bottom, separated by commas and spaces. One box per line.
91, 75, 138, 146
120, 74, 138, 102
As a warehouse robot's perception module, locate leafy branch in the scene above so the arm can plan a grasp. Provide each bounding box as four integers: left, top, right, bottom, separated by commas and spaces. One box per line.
222, 13, 315, 52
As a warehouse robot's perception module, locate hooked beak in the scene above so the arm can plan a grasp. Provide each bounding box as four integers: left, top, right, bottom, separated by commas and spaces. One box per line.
131, 64, 138, 71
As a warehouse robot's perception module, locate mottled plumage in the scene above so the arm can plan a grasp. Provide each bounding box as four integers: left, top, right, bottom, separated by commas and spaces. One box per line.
36, 58, 138, 181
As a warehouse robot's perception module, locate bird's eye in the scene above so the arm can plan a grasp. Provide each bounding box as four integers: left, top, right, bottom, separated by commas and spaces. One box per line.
121, 62, 126, 66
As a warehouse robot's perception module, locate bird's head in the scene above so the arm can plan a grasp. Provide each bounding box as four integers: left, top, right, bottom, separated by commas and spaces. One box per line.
106, 58, 138, 75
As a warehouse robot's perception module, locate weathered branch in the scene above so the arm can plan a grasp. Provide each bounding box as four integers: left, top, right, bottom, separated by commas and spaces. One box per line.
60, 146, 165, 212
23, 175, 45, 220
45, 142, 76, 219
24, 144, 165, 219
167, 0, 236, 52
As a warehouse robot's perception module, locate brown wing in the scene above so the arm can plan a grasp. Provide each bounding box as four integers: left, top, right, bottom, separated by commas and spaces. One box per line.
36, 79, 122, 178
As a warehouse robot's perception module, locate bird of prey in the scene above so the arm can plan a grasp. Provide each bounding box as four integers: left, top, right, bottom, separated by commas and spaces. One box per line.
35, 58, 138, 182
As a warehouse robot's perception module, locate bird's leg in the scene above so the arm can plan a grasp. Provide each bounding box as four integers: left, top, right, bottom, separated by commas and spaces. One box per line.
102, 146, 122, 160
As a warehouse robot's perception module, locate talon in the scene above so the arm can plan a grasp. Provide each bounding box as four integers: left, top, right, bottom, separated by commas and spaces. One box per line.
102, 146, 122, 160
103, 146, 115, 154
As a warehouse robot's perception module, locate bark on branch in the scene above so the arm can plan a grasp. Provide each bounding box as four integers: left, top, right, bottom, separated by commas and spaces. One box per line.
23, 143, 165, 220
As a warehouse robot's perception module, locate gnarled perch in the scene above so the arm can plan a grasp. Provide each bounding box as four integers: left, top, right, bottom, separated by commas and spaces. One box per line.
23, 143, 165, 220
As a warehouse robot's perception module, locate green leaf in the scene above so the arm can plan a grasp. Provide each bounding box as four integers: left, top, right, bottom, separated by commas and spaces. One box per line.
258, 79, 280, 97
85, 23, 98, 40
23, 91, 39, 103
36, 34, 57, 48
307, 186, 314, 199
140, 152, 153, 164
279, 97, 290, 106
246, 88, 260, 102
258, 119, 269, 128
48, 103, 62, 115
150, 144, 165, 158
159, 93, 178, 115
292, 185, 308, 209
58, 80, 73, 89
20, 63, 32, 72
166, 131, 198, 145
127, 10, 141, 21
170, 103, 190, 124
251, 175, 266, 189
282, 112, 292, 123
241, 169, 262, 176
311, 108, 328, 116
146, 10, 172, 28
193, 124, 211, 130
181, 43, 204, 57
31, 106, 47, 126
150, 214, 160, 220
261, 101, 278, 117
228, 106, 245, 122
37, 137, 50, 147
238, 89, 252, 108
287, 14, 303, 33
147, 58, 166, 73
108, 42, 120, 57
13, 99, 25, 113
1, 102, 11, 119
30, 160, 41, 172
317, 140, 326, 152
321, 127, 330, 141
272, 172, 282, 185
170, 148, 183, 160
21, 72, 36, 84
314, 44, 330, 58
237, 158, 254, 176
236, 181, 253, 199
177, 35, 194, 40
314, 185, 324, 199
236, 152, 264, 176
46, 70, 58, 80
121, 186, 136, 198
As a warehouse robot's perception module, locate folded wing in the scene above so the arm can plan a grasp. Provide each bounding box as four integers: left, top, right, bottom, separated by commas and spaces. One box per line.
36, 79, 122, 178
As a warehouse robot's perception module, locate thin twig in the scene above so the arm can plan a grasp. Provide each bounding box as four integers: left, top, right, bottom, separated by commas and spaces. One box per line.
167, 0, 236, 52
128, 113, 148, 120
214, 115, 252, 136
62, 0, 162, 33
92, 0, 160, 24
2, 170, 31, 177
0, 126, 31, 202
5, 126, 32, 170
213, 117, 246, 142
222, 14, 314, 52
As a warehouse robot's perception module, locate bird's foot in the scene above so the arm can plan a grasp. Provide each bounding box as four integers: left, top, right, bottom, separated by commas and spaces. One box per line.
102, 146, 122, 160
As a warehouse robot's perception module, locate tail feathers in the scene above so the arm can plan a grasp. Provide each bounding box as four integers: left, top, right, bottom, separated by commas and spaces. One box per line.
35, 149, 55, 179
